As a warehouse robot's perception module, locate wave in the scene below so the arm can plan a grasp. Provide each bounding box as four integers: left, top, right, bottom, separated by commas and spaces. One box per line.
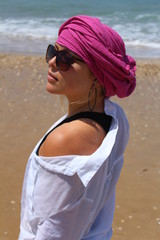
0, 17, 63, 39
0, 16, 160, 57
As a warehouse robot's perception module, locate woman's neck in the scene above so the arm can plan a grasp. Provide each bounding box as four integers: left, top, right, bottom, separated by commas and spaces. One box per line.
67, 95, 105, 117
66, 81, 105, 117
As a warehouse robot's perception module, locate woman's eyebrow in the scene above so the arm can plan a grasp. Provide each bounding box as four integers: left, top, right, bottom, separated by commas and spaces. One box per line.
54, 43, 67, 51
54, 43, 59, 50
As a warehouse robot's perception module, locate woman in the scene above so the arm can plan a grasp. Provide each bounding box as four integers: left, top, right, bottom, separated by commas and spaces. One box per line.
19, 15, 136, 240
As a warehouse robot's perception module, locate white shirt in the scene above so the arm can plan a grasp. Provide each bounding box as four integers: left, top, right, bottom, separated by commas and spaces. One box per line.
19, 99, 129, 240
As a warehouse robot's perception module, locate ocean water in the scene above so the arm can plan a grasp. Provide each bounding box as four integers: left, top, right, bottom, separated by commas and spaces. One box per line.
0, 0, 160, 58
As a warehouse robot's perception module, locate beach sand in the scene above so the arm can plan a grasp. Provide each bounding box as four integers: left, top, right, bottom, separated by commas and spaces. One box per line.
0, 54, 160, 240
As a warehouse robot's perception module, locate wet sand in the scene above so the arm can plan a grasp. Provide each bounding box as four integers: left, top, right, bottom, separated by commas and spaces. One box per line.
0, 54, 160, 240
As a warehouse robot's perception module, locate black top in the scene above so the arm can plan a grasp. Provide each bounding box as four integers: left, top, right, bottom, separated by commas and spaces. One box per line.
36, 111, 112, 155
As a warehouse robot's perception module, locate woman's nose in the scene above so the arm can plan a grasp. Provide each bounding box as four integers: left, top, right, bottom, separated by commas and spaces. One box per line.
48, 56, 57, 69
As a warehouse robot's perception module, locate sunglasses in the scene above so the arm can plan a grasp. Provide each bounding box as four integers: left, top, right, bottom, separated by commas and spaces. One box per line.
46, 44, 84, 71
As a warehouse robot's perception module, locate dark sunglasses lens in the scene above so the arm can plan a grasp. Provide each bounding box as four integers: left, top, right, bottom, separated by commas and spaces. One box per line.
46, 45, 56, 63
46, 45, 74, 71
56, 51, 73, 71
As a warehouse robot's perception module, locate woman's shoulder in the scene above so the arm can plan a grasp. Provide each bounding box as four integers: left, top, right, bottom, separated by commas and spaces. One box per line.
39, 119, 106, 157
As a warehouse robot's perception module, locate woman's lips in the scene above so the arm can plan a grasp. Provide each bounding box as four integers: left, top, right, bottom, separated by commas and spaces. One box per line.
47, 71, 58, 83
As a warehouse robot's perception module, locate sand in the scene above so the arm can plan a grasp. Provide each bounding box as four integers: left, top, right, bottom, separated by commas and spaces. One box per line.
0, 54, 160, 240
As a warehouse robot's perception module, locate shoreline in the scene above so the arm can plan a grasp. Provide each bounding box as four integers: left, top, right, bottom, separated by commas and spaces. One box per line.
0, 53, 160, 240
1, 51, 160, 60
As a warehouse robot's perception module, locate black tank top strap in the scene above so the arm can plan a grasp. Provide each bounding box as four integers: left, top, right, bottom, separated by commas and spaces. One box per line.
63, 112, 112, 134
36, 112, 112, 155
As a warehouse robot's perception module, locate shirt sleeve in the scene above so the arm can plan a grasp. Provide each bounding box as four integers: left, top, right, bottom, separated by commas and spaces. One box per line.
35, 196, 93, 240
32, 165, 93, 240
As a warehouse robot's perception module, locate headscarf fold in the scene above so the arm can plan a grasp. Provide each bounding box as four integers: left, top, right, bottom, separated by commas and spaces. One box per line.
57, 15, 136, 98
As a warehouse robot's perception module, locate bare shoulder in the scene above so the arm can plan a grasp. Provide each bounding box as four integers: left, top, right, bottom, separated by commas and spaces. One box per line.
39, 119, 106, 157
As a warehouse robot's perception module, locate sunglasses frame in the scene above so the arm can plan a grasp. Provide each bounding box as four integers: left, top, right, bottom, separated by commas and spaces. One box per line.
46, 44, 84, 71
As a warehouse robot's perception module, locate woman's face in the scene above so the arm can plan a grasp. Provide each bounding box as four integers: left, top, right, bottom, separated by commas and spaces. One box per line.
46, 43, 95, 102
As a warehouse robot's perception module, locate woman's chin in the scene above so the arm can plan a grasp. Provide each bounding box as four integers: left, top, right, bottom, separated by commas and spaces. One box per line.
46, 82, 63, 95
46, 82, 56, 94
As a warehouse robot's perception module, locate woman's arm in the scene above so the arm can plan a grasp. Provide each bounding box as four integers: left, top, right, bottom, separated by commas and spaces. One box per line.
33, 119, 106, 239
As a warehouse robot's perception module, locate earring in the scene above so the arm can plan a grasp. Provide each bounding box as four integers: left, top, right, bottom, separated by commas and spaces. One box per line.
102, 87, 106, 96
88, 79, 97, 112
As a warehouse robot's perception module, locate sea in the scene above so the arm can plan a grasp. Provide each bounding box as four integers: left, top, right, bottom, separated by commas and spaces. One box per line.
0, 0, 160, 58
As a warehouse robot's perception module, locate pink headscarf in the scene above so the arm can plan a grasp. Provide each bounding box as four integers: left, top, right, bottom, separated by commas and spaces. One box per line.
57, 15, 136, 98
